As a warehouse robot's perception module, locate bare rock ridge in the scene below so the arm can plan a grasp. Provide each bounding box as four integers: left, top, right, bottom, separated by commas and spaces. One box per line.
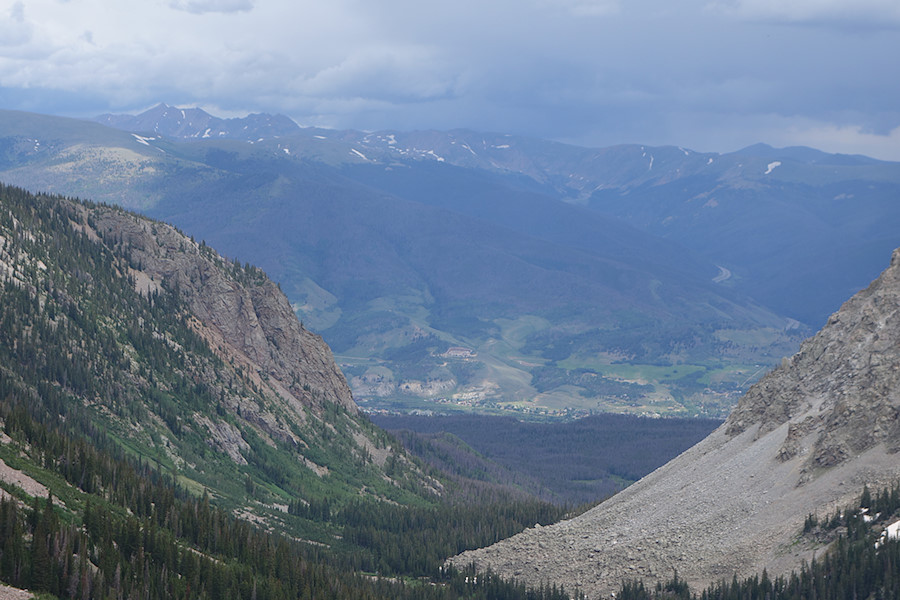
725, 248, 900, 469
452, 247, 900, 598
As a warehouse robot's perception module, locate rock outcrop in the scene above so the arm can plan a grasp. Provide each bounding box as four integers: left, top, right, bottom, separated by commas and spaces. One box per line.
67, 201, 363, 461
452, 248, 900, 598
725, 249, 900, 469
88, 204, 355, 415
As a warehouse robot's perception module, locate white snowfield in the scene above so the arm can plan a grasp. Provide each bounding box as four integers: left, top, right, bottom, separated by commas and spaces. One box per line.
131, 133, 156, 146
877, 520, 900, 548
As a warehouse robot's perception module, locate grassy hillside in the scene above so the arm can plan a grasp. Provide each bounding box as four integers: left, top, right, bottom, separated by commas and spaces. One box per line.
0, 183, 439, 517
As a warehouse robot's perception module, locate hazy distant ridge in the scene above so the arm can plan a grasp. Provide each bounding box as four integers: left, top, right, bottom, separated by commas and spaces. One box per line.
4, 106, 899, 417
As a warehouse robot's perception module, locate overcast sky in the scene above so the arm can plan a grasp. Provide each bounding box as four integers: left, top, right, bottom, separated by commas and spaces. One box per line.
1, 0, 899, 159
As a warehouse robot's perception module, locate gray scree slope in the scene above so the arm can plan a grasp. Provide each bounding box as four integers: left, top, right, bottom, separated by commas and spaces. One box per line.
452, 248, 900, 598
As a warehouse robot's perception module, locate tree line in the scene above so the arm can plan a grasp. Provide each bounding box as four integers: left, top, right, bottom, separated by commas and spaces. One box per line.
618, 484, 900, 600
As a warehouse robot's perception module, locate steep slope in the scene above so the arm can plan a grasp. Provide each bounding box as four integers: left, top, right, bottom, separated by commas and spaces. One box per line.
0, 184, 433, 522
89, 206, 356, 415
452, 247, 900, 597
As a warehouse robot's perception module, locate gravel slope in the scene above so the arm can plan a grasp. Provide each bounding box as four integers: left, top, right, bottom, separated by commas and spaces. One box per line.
452, 248, 900, 598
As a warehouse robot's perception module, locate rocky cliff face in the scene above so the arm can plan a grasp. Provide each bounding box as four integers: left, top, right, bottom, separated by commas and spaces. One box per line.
725, 249, 900, 470
89, 204, 355, 412
452, 248, 900, 598
79, 203, 358, 451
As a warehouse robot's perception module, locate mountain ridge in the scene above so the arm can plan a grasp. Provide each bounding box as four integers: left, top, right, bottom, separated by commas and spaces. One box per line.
4, 107, 898, 417
88, 204, 357, 415
94, 102, 302, 140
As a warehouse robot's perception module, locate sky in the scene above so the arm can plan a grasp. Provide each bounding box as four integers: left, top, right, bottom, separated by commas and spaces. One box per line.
1, 0, 899, 160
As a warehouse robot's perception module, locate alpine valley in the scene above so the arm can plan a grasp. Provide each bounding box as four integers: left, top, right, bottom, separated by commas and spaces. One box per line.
4, 105, 898, 418
0, 183, 599, 599
0, 104, 900, 600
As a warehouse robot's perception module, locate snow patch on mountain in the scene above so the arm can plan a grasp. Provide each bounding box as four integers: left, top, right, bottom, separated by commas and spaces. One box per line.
350, 148, 370, 161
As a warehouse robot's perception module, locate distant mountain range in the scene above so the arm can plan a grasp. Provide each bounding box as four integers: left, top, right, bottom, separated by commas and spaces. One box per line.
87, 105, 900, 328
94, 102, 302, 140
1, 105, 898, 417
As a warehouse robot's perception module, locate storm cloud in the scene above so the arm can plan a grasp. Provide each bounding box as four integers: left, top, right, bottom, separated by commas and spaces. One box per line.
0, 0, 897, 158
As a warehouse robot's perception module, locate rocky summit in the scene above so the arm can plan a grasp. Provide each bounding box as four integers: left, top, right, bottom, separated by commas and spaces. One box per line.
452, 248, 900, 598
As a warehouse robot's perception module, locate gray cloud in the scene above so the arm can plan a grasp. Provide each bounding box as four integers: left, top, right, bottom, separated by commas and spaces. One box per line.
0, 2, 32, 48
709, 0, 900, 28
537, 0, 621, 17
300, 45, 458, 102
169, 0, 254, 15
0, 0, 897, 160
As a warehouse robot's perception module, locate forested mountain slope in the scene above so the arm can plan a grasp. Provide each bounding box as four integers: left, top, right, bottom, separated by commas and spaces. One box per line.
0, 182, 433, 520
453, 246, 900, 597
0, 184, 588, 599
